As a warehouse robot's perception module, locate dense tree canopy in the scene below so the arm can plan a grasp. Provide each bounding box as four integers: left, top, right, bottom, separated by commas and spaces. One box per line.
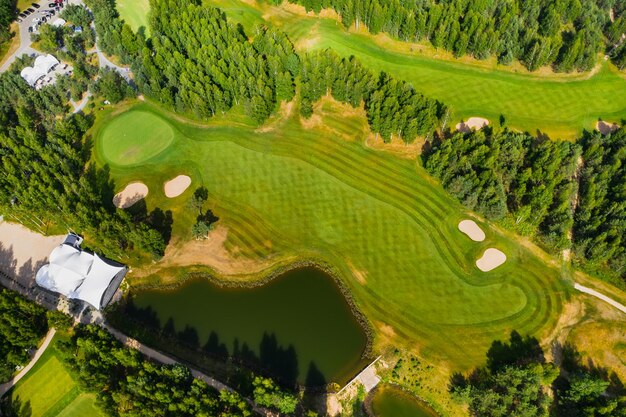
288, 0, 626, 72
0, 68, 165, 258
424, 129, 580, 249
0, 0, 15, 44
59, 324, 254, 417
0, 288, 48, 382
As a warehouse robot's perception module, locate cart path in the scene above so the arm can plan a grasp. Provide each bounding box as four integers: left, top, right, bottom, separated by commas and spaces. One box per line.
0, 328, 57, 398
574, 283, 626, 314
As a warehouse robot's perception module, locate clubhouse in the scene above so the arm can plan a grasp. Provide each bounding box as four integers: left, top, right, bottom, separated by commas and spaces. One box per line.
35, 233, 126, 310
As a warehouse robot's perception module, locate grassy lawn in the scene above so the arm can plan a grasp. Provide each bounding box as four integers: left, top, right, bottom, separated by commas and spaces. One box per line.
93, 100, 569, 370
7, 335, 103, 417
199, 0, 626, 140
116, 0, 150, 35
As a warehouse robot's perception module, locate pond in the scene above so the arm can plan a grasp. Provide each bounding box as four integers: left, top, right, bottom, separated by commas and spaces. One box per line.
371, 385, 439, 417
121, 267, 368, 386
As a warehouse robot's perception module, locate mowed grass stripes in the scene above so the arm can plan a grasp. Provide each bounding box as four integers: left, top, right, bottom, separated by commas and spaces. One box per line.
95, 102, 567, 369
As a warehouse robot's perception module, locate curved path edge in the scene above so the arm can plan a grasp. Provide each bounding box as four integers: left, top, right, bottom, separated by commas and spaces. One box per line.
0, 328, 57, 398
574, 283, 626, 314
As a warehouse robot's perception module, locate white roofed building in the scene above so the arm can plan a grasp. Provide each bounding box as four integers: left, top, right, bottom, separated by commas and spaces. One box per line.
36, 234, 126, 310
20, 54, 60, 87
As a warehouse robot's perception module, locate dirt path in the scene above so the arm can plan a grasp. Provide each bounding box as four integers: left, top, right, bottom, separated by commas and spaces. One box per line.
0, 328, 57, 398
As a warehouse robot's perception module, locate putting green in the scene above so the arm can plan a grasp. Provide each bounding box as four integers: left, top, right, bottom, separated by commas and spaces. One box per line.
99, 110, 175, 166
94, 103, 567, 369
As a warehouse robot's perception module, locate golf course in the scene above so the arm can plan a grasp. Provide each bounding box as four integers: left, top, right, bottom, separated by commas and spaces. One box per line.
5, 334, 103, 417
94, 99, 567, 370
209, 0, 626, 139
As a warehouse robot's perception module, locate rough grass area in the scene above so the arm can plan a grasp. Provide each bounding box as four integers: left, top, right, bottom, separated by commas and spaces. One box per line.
207, 0, 626, 139
7, 335, 103, 417
100, 109, 175, 166
93, 101, 568, 370
116, 0, 151, 35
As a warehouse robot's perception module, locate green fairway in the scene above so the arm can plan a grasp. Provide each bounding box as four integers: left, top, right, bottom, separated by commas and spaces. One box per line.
94, 102, 568, 369
7, 335, 103, 417
116, 0, 150, 34
203, 0, 626, 139
100, 110, 175, 166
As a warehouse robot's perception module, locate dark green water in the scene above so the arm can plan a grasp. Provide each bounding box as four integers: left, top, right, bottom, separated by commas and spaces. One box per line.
371, 386, 438, 417
127, 267, 368, 385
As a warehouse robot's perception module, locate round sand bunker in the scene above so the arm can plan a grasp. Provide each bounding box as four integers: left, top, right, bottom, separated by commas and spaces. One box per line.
458, 219, 486, 242
596, 120, 620, 135
456, 117, 489, 133
113, 182, 148, 208
476, 248, 507, 272
164, 175, 191, 198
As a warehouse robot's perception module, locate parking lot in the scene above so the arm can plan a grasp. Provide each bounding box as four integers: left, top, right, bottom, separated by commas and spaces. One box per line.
17, 0, 67, 35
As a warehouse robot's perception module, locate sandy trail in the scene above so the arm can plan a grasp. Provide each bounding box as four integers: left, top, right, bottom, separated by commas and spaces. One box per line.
0, 221, 64, 280
164, 175, 191, 198
458, 220, 486, 242
456, 117, 489, 133
476, 248, 507, 272
596, 120, 620, 135
574, 283, 626, 314
113, 182, 148, 208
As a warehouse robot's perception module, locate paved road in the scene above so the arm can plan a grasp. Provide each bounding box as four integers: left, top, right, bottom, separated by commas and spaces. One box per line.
0, 328, 57, 398
574, 283, 626, 314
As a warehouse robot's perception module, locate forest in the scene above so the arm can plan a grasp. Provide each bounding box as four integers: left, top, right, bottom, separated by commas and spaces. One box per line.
450, 331, 626, 416
85, 0, 444, 142
0, 64, 165, 259
288, 0, 626, 72
0, 0, 13, 46
0, 288, 48, 382
423, 126, 626, 285
58, 324, 255, 417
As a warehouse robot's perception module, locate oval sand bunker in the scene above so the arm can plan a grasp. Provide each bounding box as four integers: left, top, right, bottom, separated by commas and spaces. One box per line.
458, 219, 486, 242
476, 248, 507, 272
456, 117, 490, 133
164, 175, 192, 198
596, 120, 620, 135
113, 182, 148, 208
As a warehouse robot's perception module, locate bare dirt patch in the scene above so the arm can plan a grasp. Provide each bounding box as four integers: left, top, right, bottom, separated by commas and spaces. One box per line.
256, 100, 294, 133
364, 133, 422, 159
458, 219, 486, 242
0, 221, 64, 281
596, 120, 620, 135
113, 182, 148, 208
476, 248, 507, 272
164, 175, 192, 198
147, 225, 273, 276
456, 117, 490, 133
542, 297, 585, 363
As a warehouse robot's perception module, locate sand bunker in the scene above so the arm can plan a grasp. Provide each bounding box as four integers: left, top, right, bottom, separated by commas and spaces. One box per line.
113, 182, 148, 208
596, 120, 620, 135
164, 175, 192, 198
456, 117, 490, 133
476, 248, 507, 272
458, 220, 486, 242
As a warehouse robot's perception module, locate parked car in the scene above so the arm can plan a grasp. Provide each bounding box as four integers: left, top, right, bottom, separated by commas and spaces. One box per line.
48, 2, 55, 6
27, 7, 35, 12
19, 12, 26, 17
28, 26, 33, 32
23, 9, 31, 15
33, 17, 42, 22
17, 17, 22, 22
31, 3, 40, 8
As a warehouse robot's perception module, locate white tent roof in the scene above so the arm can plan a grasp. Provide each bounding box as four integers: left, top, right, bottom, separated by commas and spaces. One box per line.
20, 55, 60, 86
72, 254, 124, 309
51, 18, 66, 27
20, 66, 46, 86
34, 54, 59, 73
35, 237, 125, 309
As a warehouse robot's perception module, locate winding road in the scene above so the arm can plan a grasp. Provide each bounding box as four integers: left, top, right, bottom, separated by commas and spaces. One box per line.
574, 283, 626, 314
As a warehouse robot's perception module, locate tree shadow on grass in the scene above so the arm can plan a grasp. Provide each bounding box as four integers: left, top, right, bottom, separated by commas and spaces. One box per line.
0, 394, 32, 417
